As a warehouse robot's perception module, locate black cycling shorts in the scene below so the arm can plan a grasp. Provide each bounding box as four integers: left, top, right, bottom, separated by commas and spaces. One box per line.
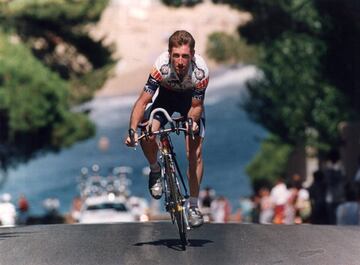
144, 87, 206, 138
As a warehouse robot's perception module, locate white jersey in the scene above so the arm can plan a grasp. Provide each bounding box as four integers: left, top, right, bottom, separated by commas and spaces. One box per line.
145, 51, 209, 101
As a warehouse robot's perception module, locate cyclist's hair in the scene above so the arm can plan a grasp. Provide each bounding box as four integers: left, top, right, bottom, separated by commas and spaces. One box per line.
168, 30, 195, 53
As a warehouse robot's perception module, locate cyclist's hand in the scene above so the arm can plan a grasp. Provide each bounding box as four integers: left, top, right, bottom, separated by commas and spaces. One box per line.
192, 121, 199, 133
125, 129, 138, 147
186, 120, 199, 133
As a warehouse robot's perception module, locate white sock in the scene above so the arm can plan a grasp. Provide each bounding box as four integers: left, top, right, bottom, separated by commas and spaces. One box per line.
189, 197, 198, 209
150, 162, 160, 172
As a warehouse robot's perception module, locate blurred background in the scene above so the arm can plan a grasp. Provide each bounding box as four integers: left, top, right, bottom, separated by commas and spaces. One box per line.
0, 0, 359, 227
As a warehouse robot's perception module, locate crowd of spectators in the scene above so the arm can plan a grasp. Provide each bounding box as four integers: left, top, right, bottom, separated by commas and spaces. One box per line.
0, 194, 64, 227
197, 154, 360, 226
2, 154, 360, 226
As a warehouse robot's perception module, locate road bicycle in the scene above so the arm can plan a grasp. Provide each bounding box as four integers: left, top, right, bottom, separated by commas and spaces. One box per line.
130, 108, 194, 250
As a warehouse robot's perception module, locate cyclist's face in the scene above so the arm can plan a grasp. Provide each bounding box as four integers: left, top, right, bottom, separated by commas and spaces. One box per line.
170, 44, 194, 77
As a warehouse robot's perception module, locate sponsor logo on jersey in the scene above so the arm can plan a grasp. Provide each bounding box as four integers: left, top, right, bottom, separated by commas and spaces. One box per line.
194, 68, 205, 80
151, 67, 163, 82
196, 77, 209, 90
160, 64, 170, 75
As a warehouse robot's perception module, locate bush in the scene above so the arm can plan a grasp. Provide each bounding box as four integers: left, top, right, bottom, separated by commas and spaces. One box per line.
246, 135, 293, 186
0, 31, 94, 168
206, 31, 258, 65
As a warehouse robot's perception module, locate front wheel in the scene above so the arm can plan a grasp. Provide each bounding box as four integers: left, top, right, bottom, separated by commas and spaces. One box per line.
164, 156, 188, 249
174, 206, 188, 249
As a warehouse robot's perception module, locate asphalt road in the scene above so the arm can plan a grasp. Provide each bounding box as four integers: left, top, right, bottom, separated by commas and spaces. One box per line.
0, 222, 360, 265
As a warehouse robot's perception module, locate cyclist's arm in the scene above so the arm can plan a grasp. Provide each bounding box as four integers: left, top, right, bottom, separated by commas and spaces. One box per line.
189, 72, 209, 123
187, 98, 204, 123
129, 71, 160, 130
129, 90, 153, 131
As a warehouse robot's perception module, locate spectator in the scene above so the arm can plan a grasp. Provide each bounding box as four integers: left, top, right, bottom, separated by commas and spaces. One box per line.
42, 197, 64, 224
287, 174, 311, 224
336, 183, 360, 225
250, 194, 261, 223
323, 150, 345, 224
17, 194, 29, 225
296, 186, 311, 223
0, 193, 17, 227
199, 186, 215, 222
259, 187, 273, 224
270, 177, 289, 224
211, 195, 231, 223
70, 196, 82, 223
199, 186, 214, 208
291, 173, 303, 190
284, 187, 297, 224
309, 170, 328, 224
239, 196, 255, 223
354, 155, 360, 183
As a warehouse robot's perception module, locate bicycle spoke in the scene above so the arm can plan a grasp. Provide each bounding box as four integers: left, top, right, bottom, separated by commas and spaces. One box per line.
164, 155, 188, 248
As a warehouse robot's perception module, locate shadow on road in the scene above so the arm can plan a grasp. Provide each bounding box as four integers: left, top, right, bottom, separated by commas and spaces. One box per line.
134, 238, 213, 251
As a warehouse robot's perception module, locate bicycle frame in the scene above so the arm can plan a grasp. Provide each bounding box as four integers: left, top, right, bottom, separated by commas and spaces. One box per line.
158, 133, 189, 215
158, 132, 190, 249
135, 108, 193, 249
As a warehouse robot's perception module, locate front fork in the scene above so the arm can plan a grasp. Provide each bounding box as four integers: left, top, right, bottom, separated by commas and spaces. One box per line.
161, 154, 189, 229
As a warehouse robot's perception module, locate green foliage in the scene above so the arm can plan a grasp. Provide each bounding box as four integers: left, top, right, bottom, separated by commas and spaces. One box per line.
246, 135, 293, 186
0, 32, 68, 134
2, 0, 107, 23
213, 0, 360, 183
243, 32, 348, 150
0, 0, 111, 170
220, 0, 323, 44
314, 0, 360, 116
222, 0, 357, 151
52, 112, 95, 147
0, 0, 113, 105
206, 32, 258, 65
0, 32, 95, 165
69, 63, 114, 104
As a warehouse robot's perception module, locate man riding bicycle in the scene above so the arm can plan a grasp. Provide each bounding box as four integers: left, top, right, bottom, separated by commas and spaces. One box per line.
125, 30, 209, 227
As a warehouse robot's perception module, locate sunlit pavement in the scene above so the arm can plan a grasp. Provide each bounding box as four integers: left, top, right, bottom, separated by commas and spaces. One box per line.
0, 223, 359, 265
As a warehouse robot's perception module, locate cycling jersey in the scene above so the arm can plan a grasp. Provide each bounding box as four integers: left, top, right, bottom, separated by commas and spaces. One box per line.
143, 51, 209, 137
144, 51, 209, 100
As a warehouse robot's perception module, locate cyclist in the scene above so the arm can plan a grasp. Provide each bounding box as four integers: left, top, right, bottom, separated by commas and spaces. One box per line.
125, 30, 209, 227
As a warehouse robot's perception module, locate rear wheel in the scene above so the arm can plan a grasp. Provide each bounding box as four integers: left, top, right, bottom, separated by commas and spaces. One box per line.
165, 156, 188, 249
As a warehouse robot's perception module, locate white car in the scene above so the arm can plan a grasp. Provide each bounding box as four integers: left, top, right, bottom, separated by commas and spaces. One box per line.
79, 194, 136, 224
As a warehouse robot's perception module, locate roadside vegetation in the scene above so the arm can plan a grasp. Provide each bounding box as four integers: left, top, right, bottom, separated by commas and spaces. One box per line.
0, 0, 113, 172
206, 32, 258, 65
163, 0, 360, 187
220, 0, 359, 186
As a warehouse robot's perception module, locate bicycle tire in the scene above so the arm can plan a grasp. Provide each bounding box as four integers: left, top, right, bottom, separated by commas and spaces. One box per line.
164, 155, 188, 249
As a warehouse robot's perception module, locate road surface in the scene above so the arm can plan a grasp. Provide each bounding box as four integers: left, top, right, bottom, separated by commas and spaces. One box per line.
0, 222, 359, 264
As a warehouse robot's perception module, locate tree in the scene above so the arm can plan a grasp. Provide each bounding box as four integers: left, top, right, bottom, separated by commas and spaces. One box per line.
246, 135, 293, 187
206, 31, 258, 65
0, 0, 113, 104
0, 0, 112, 174
219, 0, 358, 151
212, 0, 359, 182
